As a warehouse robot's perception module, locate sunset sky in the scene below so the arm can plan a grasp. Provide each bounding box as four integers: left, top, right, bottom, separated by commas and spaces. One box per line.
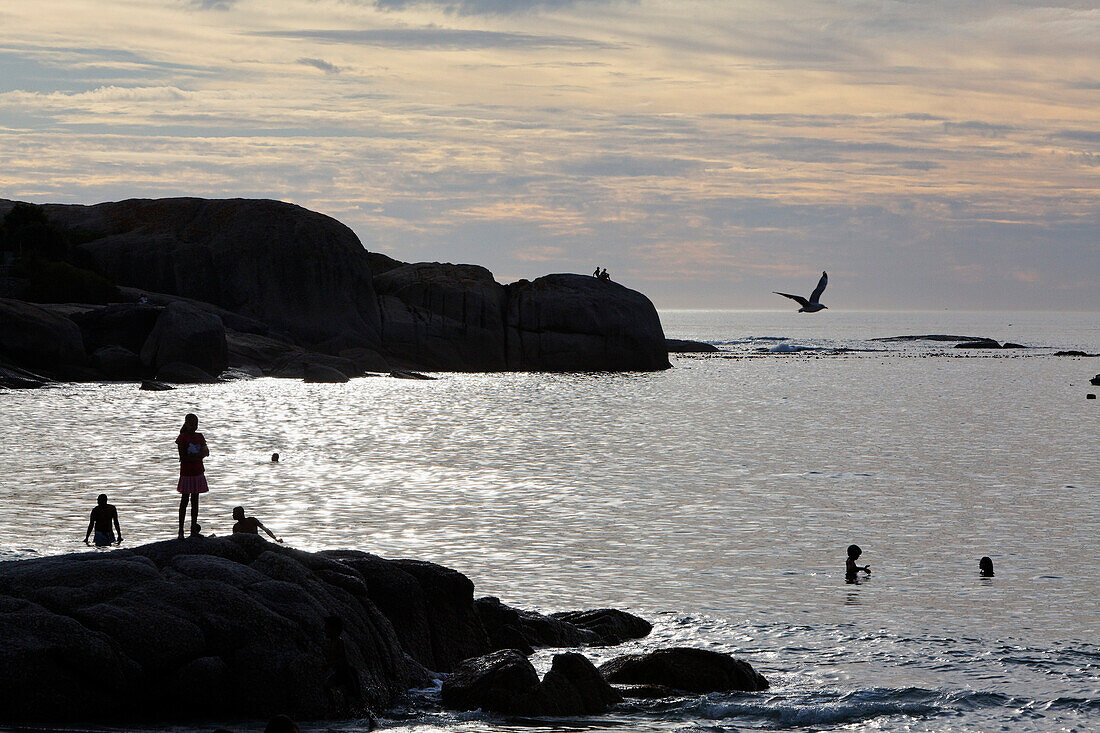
1, 0, 1096, 309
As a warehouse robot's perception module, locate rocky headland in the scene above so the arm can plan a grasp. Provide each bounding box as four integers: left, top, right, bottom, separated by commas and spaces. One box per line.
0, 537, 767, 725
0, 198, 670, 386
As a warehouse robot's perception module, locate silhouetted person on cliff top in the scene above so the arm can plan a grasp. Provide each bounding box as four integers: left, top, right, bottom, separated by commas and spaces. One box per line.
232, 506, 283, 542
846, 544, 871, 582
593, 266, 601, 277
84, 494, 122, 547
599, 268, 610, 280
979, 556, 995, 577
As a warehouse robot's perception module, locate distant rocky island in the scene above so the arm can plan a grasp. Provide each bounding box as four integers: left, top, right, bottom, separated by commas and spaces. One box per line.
0, 536, 767, 725
0, 198, 671, 386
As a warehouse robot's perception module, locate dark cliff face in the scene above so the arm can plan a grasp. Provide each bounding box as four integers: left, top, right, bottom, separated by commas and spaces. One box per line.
40, 198, 383, 348
505, 275, 670, 372
1, 198, 670, 374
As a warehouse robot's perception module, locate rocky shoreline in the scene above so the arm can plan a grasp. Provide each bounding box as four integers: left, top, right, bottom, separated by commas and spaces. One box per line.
0, 537, 766, 725
0, 198, 670, 386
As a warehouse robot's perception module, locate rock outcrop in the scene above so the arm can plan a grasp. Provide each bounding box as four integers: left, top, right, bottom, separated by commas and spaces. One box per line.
599, 647, 769, 693
1, 198, 671, 374
440, 649, 620, 716
36, 198, 383, 348
0, 540, 659, 724
550, 608, 653, 645
505, 275, 670, 371
375, 263, 508, 371
140, 302, 228, 377
0, 298, 87, 375
0, 537, 427, 723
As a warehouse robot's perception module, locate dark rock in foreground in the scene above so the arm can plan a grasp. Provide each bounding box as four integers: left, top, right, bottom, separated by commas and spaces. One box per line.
441, 649, 621, 716
599, 647, 768, 693
0, 539, 654, 724
666, 338, 719, 353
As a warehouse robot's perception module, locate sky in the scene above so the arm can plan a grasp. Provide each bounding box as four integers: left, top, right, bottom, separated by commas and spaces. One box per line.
1, 0, 1097, 310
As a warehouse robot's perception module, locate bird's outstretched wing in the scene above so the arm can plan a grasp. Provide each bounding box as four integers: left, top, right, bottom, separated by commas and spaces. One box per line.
809, 271, 828, 304
774, 291, 810, 307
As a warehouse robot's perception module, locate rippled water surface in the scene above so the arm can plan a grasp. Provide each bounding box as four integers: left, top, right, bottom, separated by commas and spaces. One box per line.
3, 310, 1098, 732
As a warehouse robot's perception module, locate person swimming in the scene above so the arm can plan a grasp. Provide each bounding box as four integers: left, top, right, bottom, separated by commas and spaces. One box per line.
846, 544, 871, 581
84, 494, 122, 547
979, 556, 995, 577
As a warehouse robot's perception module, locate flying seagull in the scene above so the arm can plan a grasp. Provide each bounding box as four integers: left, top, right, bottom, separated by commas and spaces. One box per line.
774, 271, 828, 313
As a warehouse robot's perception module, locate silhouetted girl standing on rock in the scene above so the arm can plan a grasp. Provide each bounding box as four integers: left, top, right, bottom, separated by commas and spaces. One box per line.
176, 413, 209, 538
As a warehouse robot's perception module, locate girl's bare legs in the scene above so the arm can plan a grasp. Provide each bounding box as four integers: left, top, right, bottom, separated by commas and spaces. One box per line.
178, 494, 189, 538
190, 494, 199, 533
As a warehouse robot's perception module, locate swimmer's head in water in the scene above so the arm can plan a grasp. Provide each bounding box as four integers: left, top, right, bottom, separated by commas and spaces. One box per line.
847, 544, 862, 560
271, 452, 279, 462
979, 556, 994, 576
97, 493, 108, 505
233, 506, 245, 521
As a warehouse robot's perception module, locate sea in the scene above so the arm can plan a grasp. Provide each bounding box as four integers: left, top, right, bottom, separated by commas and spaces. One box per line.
2, 309, 1098, 733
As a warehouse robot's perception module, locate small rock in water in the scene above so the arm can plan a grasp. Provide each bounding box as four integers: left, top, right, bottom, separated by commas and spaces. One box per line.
390, 370, 435, 380
1090, 374, 1100, 386
1088, 394, 1096, 400
140, 380, 173, 391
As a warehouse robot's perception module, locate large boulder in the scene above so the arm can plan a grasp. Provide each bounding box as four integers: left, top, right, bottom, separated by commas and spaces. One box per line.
0, 297, 87, 373
303, 363, 350, 383
154, 362, 217, 384
599, 647, 768, 693
140, 301, 227, 376
36, 198, 382, 348
92, 346, 145, 381
69, 303, 162, 354
441, 649, 620, 716
505, 275, 669, 371
0, 537, 429, 723
327, 553, 491, 673
374, 262, 508, 371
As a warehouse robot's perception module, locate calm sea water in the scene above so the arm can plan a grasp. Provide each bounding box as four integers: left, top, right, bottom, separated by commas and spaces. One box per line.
2, 310, 1098, 732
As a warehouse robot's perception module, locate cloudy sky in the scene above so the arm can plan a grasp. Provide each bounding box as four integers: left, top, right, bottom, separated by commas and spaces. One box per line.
1, 0, 1096, 309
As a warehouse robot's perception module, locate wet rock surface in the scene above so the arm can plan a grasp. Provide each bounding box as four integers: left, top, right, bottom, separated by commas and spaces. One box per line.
599, 647, 769, 693
440, 650, 621, 716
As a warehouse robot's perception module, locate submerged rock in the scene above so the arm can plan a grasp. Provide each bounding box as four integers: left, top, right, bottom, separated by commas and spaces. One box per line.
599, 647, 768, 693
666, 338, 718, 353
139, 379, 173, 391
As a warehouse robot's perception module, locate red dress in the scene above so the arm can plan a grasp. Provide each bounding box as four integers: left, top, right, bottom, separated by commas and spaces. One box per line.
176, 431, 209, 494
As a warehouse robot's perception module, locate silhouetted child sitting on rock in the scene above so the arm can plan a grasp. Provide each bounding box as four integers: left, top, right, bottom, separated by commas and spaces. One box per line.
846, 544, 871, 582
232, 506, 283, 542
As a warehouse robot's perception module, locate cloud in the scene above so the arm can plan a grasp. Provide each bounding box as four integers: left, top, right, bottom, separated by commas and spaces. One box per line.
371, 0, 605, 15
298, 58, 342, 74
0, 85, 188, 104
556, 153, 703, 178
184, 0, 239, 8
256, 28, 615, 50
